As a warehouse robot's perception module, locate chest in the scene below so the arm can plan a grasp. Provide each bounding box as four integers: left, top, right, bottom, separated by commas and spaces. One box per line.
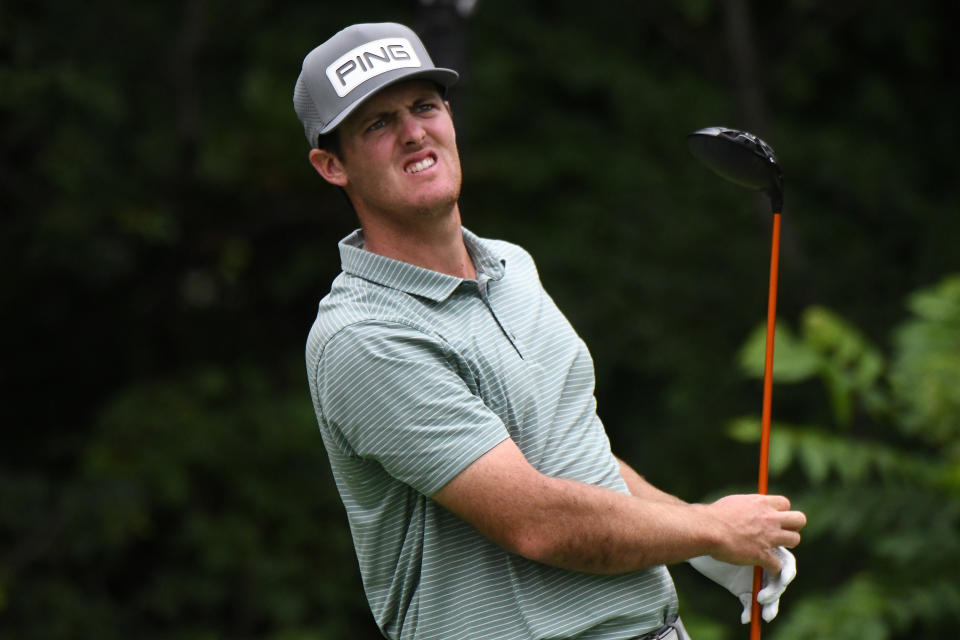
435, 276, 596, 455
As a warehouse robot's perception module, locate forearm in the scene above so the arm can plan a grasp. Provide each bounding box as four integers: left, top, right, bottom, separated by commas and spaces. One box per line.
434, 439, 804, 576
517, 473, 720, 573
436, 442, 720, 573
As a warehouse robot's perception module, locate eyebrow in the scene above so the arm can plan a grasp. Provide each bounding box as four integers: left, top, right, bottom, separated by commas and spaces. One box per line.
356, 92, 441, 127
360, 108, 394, 126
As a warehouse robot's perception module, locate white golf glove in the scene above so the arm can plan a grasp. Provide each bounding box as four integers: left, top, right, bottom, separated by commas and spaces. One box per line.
688, 547, 796, 624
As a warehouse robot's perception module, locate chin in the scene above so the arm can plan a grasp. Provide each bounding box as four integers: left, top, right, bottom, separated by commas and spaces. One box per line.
411, 198, 458, 219
411, 186, 461, 216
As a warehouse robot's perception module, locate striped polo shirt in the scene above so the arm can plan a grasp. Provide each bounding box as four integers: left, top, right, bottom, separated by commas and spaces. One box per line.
306, 228, 678, 640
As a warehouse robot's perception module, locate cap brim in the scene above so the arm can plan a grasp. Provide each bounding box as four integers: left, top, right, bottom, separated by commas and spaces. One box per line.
318, 67, 459, 135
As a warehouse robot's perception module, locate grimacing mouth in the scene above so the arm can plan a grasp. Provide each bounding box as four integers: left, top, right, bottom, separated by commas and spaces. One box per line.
404, 152, 438, 174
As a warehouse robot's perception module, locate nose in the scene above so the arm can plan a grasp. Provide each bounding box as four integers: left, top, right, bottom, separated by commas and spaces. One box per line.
399, 113, 426, 147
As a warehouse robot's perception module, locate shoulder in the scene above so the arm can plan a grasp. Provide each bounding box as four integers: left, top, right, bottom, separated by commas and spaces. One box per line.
473, 235, 540, 280
308, 274, 430, 358
477, 234, 534, 261
305, 273, 450, 388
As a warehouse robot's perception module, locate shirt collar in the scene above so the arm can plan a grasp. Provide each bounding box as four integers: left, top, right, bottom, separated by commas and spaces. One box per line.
338, 227, 506, 302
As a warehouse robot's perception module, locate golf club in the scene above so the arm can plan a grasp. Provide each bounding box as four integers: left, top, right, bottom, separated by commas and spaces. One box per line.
687, 127, 784, 640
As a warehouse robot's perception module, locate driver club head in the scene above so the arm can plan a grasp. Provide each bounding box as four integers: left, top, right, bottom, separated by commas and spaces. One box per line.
687, 127, 784, 213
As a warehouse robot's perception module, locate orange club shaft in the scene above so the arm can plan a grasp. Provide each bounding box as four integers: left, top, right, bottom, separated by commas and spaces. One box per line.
750, 211, 781, 640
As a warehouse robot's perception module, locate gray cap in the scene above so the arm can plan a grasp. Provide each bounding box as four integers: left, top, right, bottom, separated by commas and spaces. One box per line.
293, 22, 459, 148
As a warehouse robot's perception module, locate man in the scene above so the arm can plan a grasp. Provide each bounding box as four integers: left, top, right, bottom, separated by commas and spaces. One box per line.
295, 22, 806, 640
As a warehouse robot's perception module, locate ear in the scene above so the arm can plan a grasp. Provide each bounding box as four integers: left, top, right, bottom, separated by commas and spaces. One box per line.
309, 148, 349, 187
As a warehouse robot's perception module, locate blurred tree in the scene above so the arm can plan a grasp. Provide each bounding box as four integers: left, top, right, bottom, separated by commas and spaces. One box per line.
1, 363, 376, 639
725, 274, 960, 639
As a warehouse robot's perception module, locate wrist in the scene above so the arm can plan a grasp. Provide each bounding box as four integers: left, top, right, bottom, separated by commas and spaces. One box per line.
687, 502, 726, 558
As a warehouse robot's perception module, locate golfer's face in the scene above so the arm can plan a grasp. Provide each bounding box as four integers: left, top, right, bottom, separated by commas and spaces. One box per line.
338, 80, 462, 222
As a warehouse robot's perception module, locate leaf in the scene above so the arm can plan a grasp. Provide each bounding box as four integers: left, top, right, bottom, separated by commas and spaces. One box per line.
726, 416, 761, 443
737, 321, 822, 382
725, 417, 796, 476
768, 429, 794, 476
797, 437, 831, 484
801, 306, 887, 427
890, 274, 960, 446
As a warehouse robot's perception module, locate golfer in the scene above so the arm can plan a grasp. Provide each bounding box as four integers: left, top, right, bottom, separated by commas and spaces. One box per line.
296, 22, 806, 640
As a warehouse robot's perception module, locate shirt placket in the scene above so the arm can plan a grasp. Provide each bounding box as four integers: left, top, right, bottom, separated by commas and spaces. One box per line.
476, 272, 523, 359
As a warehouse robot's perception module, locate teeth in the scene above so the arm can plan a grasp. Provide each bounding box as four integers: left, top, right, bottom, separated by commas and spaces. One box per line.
406, 156, 436, 174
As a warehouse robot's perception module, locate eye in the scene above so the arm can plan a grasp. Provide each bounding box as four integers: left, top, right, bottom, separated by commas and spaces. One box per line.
413, 102, 437, 114
366, 118, 387, 133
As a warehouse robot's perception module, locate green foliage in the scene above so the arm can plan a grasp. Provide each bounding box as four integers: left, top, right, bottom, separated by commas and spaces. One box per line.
738, 306, 887, 426
727, 419, 943, 486
729, 274, 960, 640
1, 365, 372, 639
891, 276, 960, 451
768, 574, 960, 640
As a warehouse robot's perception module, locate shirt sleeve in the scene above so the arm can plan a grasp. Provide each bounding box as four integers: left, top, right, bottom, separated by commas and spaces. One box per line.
314, 320, 510, 497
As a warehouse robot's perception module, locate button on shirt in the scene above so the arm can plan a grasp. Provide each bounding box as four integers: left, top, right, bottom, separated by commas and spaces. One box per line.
306, 228, 678, 640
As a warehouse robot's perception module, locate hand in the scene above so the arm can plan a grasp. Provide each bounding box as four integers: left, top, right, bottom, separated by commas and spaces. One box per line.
704, 494, 806, 573
689, 547, 797, 623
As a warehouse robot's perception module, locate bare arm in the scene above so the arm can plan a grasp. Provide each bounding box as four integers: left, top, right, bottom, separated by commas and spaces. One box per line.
616, 456, 686, 506
433, 439, 805, 575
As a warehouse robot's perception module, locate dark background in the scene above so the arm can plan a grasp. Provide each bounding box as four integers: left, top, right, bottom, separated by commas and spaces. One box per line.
3, 1, 959, 638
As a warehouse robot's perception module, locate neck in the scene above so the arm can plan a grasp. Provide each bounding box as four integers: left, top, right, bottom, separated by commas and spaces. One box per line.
357, 204, 477, 280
